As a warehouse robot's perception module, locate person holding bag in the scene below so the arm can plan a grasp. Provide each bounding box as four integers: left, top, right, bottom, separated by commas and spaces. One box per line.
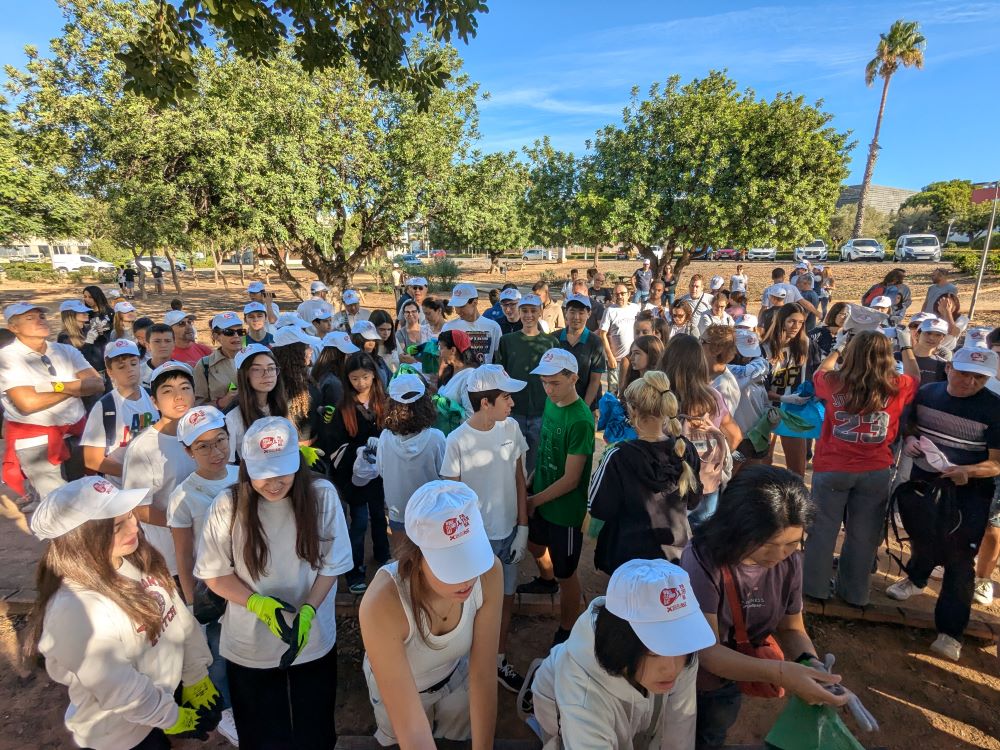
679, 465, 852, 749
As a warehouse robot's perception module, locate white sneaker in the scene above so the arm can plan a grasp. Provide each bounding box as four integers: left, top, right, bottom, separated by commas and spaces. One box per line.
216, 708, 239, 747
929, 633, 961, 661
885, 578, 926, 601
973, 578, 994, 606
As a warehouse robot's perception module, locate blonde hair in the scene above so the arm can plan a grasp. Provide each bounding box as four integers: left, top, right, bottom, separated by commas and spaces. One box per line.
623, 370, 697, 496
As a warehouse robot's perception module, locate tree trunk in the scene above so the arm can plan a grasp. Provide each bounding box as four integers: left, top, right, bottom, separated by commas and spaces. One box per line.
853, 75, 892, 239
163, 248, 182, 295
558, 246, 567, 264
237, 248, 245, 285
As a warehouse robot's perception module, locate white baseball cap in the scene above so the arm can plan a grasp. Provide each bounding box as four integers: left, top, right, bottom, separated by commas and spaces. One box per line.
104, 339, 141, 359
3, 302, 48, 320
235, 342, 273, 369
565, 293, 592, 309
211, 311, 243, 330
272, 327, 312, 348
310, 280, 328, 293
709, 275, 725, 291
908, 312, 936, 326
605, 559, 716, 656
403, 480, 495, 584
531, 347, 579, 376
105, 288, 122, 299
951, 347, 999, 377
321, 331, 360, 353
919, 318, 949, 335
243, 301, 267, 316
448, 283, 479, 308
735, 314, 758, 329
247, 281, 266, 294
766, 286, 787, 300
407, 276, 429, 287
149, 361, 193, 385
164, 310, 195, 326
113, 301, 136, 314
297, 299, 332, 322
351, 320, 381, 341
342, 289, 361, 305
735, 330, 762, 358
388, 373, 426, 404
30, 477, 151, 541
965, 326, 992, 349
499, 288, 522, 303
177, 405, 227, 446
273, 312, 302, 329
518, 293, 543, 308
241, 417, 301, 479
870, 295, 893, 309
842, 303, 887, 333
467, 364, 527, 393
59, 300, 91, 314
795, 261, 810, 269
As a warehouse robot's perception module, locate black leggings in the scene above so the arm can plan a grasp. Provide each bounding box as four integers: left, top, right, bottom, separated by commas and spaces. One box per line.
227, 644, 338, 750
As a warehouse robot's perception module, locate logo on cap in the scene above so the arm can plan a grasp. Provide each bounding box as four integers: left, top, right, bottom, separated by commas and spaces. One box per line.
542, 352, 555, 362
115, 340, 128, 348
93, 480, 115, 494
189, 410, 207, 425
442, 514, 471, 541
970, 351, 987, 362
260, 435, 286, 452
659, 584, 687, 612
744, 335, 757, 345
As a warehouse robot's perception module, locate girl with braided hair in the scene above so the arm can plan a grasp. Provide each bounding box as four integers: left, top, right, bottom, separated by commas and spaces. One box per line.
588, 370, 701, 573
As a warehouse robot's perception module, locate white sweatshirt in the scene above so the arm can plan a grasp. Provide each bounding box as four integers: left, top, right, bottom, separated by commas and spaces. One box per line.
376, 427, 446, 522
531, 598, 698, 750
38, 560, 211, 750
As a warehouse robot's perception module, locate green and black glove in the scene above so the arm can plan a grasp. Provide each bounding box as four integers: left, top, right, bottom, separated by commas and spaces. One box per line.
246, 592, 296, 643
279, 604, 316, 669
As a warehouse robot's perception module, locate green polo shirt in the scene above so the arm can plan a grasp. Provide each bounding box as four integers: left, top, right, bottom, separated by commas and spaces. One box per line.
535, 396, 595, 528
496, 330, 558, 416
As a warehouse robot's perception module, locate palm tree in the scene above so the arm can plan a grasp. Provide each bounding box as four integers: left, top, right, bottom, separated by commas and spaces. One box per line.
852, 19, 926, 238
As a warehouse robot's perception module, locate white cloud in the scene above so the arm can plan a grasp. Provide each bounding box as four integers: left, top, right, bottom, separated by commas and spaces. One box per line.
482, 87, 623, 116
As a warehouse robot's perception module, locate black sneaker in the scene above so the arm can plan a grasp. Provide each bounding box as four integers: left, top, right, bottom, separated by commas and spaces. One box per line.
552, 627, 571, 647
516, 576, 559, 595
497, 658, 524, 693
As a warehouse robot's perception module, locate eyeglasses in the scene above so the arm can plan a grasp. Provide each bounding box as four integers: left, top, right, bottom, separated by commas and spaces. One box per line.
411, 285, 426, 290
249, 365, 278, 376
219, 328, 246, 337
191, 434, 229, 457
39, 354, 57, 376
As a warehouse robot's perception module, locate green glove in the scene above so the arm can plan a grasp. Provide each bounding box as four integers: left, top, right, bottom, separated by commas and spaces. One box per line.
246, 592, 295, 642
279, 604, 316, 669
180, 675, 220, 713
164, 706, 207, 739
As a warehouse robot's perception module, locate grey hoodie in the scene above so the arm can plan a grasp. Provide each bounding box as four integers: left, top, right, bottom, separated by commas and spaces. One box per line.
376, 427, 446, 521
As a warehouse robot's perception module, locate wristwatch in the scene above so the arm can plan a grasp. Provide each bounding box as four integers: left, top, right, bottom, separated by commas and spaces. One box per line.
53, 381, 65, 393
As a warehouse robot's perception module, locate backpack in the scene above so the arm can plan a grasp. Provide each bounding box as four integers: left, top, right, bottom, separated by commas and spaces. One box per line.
679, 415, 732, 495
861, 283, 887, 307
100, 388, 153, 452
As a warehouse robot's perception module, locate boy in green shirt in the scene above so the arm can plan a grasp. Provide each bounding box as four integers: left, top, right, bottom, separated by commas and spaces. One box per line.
516, 347, 596, 646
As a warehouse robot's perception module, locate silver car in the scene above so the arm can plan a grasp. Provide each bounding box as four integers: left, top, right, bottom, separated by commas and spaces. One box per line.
894, 234, 942, 262
839, 238, 884, 262
746, 247, 777, 261
794, 239, 828, 261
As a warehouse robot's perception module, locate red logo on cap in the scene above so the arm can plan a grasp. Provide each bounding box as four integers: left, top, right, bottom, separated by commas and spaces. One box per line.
189, 410, 207, 425
659, 584, 687, 612
260, 435, 286, 452
970, 351, 986, 362
543, 352, 554, 361
115, 340, 128, 348
442, 514, 471, 541
93, 480, 115, 494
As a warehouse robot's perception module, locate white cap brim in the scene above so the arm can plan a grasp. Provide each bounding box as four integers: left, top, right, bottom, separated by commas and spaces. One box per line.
31, 487, 151, 540
736, 341, 762, 358
629, 607, 717, 656
952, 362, 996, 377
421, 531, 496, 584
245, 449, 301, 480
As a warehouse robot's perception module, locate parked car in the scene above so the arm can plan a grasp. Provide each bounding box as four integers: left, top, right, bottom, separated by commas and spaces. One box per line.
51, 254, 117, 275
137, 256, 188, 272
713, 247, 740, 260
838, 238, 885, 262
522, 248, 555, 261
396, 253, 424, 265
794, 239, 828, 261
746, 247, 777, 261
893, 234, 942, 262
430, 249, 447, 259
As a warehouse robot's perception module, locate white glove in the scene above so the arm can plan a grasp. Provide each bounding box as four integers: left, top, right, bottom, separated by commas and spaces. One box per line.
896, 327, 912, 349
366, 436, 379, 453
833, 329, 850, 352
508, 525, 530, 564
351, 446, 379, 487
780, 394, 810, 406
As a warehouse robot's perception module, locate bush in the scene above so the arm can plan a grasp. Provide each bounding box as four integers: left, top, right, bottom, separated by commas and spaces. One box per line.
950, 251, 1000, 276
425, 258, 461, 291
3, 262, 63, 283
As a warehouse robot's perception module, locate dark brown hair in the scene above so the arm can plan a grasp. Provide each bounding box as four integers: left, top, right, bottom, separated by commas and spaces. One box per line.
383, 390, 437, 434
237, 350, 289, 427
272, 342, 312, 431
659, 334, 719, 419
623, 334, 665, 389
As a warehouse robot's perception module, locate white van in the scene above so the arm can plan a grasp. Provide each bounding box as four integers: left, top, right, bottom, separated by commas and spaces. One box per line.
893, 234, 941, 262
51, 253, 117, 274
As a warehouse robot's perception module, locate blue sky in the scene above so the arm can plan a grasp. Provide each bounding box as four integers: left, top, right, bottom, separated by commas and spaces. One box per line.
2, 0, 998, 190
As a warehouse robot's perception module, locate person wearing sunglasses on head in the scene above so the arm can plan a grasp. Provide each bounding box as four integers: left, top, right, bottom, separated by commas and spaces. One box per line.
0, 302, 105, 511
193, 312, 244, 411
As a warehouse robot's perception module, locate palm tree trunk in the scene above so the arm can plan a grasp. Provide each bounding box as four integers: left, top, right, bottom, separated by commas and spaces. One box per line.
853, 75, 892, 238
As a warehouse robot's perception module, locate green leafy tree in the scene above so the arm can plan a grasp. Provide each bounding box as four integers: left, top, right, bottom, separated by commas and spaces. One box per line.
522, 138, 580, 263
853, 19, 926, 238
902, 179, 974, 239
831, 202, 891, 246
891, 204, 936, 239
119, 0, 488, 109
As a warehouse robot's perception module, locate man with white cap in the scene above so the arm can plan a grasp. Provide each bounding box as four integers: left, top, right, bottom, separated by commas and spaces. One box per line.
165, 309, 214, 367
517, 349, 595, 647
889, 346, 1000, 661
491, 286, 524, 336
442, 282, 503, 363
193, 312, 244, 409
396, 276, 429, 317
524, 559, 714, 750
295, 299, 334, 338
759, 267, 803, 311
0, 302, 104, 506
442, 364, 530, 693
246, 281, 279, 326
632, 258, 653, 305
360, 480, 503, 748
309, 279, 329, 302
332, 289, 371, 332
81, 340, 158, 478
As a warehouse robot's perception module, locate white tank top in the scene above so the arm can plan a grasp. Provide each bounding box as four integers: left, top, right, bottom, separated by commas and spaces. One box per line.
372, 561, 483, 692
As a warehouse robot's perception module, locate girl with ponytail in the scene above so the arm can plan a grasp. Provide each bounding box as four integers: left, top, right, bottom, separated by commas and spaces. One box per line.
587, 370, 701, 573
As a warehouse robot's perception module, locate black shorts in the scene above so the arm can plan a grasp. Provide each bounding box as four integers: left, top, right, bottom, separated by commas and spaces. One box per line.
528, 513, 582, 579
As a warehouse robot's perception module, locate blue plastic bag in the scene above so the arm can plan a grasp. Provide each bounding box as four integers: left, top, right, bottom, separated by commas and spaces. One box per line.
597, 392, 637, 444
773, 380, 825, 439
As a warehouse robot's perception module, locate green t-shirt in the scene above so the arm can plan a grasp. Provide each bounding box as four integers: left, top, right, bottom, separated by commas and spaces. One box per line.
535, 396, 596, 528
496, 331, 559, 416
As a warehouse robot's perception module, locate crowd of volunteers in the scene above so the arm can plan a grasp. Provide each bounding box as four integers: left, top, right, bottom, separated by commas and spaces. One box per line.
2, 258, 998, 750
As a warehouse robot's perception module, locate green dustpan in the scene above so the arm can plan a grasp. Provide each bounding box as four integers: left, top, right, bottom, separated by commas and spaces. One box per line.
765, 696, 866, 750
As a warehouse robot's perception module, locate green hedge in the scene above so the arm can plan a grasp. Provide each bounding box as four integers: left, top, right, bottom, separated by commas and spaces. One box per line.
950, 251, 1000, 276
2, 262, 64, 283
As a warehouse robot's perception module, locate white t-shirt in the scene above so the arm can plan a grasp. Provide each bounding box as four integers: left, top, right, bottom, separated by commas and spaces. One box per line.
0, 339, 90, 427
712, 368, 741, 418
122, 427, 197, 575
167, 465, 240, 552
80, 388, 159, 465
600, 303, 640, 359
698, 311, 736, 335
195, 480, 353, 669
225, 408, 248, 463
437, 366, 479, 418
730, 273, 748, 294
678, 293, 714, 317
441, 419, 528, 539
38, 560, 211, 750
441, 316, 503, 364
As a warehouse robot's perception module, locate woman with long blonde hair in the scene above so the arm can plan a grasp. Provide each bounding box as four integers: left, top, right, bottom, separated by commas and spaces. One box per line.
760, 303, 810, 476
803, 329, 920, 606
589, 370, 700, 570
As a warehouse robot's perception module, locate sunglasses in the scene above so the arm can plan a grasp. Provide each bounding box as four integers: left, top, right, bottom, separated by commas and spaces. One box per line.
40, 354, 57, 377
219, 328, 247, 337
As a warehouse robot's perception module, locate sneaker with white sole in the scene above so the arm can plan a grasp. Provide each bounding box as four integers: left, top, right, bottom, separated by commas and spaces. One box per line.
497, 657, 524, 693
216, 707, 239, 746
885, 578, 926, 601
929, 633, 961, 661
973, 578, 994, 606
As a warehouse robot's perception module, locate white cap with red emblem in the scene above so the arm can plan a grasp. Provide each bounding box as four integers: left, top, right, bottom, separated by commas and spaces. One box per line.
30, 477, 151, 540
241, 417, 301, 479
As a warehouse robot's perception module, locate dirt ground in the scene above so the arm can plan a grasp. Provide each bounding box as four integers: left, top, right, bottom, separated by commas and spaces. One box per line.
1, 256, 999, 749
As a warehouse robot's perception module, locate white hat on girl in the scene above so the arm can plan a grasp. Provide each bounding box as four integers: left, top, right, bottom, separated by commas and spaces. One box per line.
241, 417, 301, 479
735, 330, 762, 358
113, 301, 136, 314
351, 320, 381, 341
177, 405, 227, 446
235, 343, 272, 369
31, 477, 151, 540
388, 373, 426, 404
321, 331, 360, 354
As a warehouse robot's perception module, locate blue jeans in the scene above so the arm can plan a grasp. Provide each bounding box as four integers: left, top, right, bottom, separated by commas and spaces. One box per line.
696, 681, 742, 749
688, 490, 719, 532
345, 495, 391, 586
205, 620, 232, 709
632, 290, 650, 305
513, 413, 543, 476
